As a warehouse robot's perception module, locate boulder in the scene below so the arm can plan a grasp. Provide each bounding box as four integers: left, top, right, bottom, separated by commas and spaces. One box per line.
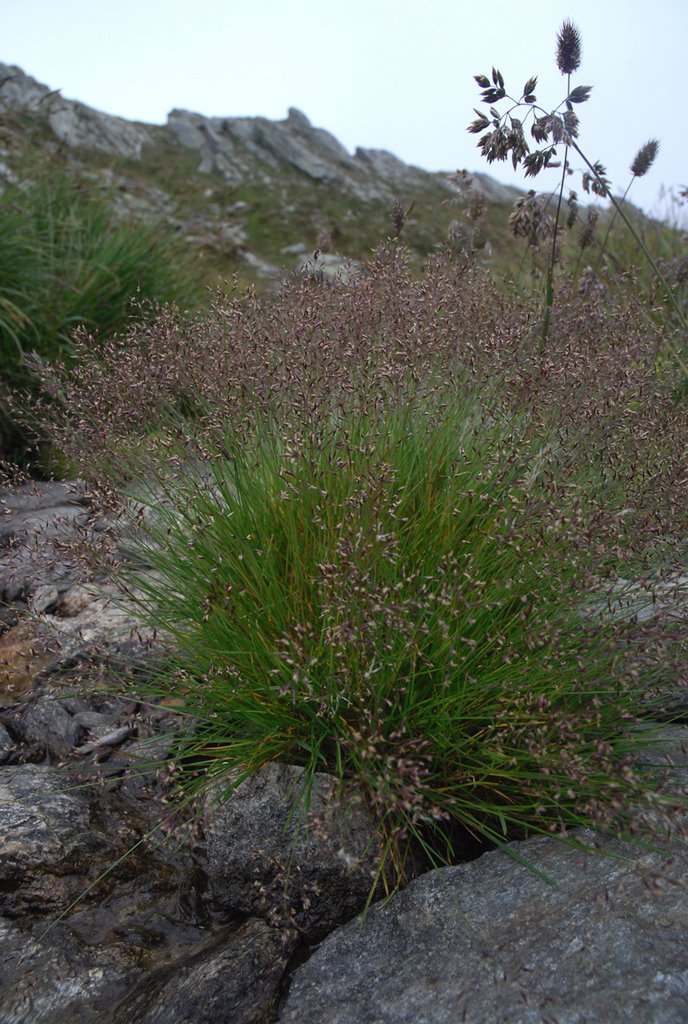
279, 827, 688, 1024
112, 919, 296, 1024
0, 764, 125, 914
0, 762, 221, 1024
0, 916, 143, 1024
279, 728, 688, 1023
204, 762, 380, 939
3, 696, 85, 761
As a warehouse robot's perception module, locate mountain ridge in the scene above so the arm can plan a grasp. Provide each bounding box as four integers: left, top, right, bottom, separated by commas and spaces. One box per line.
0, 61, 522, 282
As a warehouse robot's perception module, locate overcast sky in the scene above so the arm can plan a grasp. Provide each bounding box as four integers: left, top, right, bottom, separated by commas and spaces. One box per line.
3, 0, 686, 218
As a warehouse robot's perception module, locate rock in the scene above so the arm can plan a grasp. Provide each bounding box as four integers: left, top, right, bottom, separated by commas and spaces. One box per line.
0, 620, 55, 704
0, 722, 15, 764
167, 110, 254, 185
0, 63, 52, 113
0, 480, 87, 516
298, 252, 364, 285
56, 583, 98, 618
71, 709, 117, 731
355, 146, 424, 182
205, 762, 380, 940
279, 826, 688, 1024
167, 104, 451, 203
0, 863, 216, 1023
4, 696, 85, 761
29, 584, 59, 614
0, 764, 110, 913
0, 501, 88, 547
112, 919, 296, 1024
632, 724, 688, 788
0, 916, 143, 1024
279, 723, 688, 1024
470, 171, 525, 204
0, 62, 150, 160
0, 481, 91, 605
241, 250, 281, 278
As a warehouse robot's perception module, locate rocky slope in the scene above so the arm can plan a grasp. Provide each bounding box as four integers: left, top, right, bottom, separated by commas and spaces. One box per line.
1, 482, 687, 1024
0, 61, 521, 283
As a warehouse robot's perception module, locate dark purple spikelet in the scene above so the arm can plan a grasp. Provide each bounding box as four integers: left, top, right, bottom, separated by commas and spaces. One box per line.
630, 139, 659, 178
556, 20, 582, 75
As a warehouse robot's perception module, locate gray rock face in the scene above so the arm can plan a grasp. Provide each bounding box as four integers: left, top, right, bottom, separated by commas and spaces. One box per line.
4, 697, 85, 761
205, 762, 380, 939
0, 764, 123, 914
0, 916, 143, 1024
0, 480, 91, 604
0, 761, 219, 1024
0, 62, 52, 112
0, 722, 14, 763
280, 823, 688, 1024
112, 919, 296, 1024
166, 106, 453, 202
48, 103, 150, 159
1, 481, 163, 705
0, 62, 151, 159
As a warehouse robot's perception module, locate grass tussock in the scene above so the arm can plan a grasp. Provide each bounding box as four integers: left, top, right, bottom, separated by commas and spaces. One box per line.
0, 172, 203, 464
33, 247, 688, 891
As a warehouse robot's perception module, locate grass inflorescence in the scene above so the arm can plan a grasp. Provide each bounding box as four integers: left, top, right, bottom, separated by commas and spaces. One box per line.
469, 20, 687, 369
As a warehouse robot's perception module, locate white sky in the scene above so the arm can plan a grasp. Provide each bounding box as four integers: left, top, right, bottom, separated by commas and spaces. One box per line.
3, 0, 687, 218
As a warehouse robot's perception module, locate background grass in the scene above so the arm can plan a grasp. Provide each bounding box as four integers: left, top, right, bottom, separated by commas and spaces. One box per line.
0, 172, 204, 465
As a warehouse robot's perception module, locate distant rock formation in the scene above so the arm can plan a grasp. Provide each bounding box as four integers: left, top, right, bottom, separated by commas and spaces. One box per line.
0, 62, 149, 158
0, 62, 522, 206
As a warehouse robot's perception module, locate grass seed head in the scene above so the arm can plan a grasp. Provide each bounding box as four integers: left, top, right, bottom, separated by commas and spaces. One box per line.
556, 20, 582, 75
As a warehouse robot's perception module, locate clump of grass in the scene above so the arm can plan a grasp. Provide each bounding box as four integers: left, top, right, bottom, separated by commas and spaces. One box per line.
0, 172, 203, 465
112, 398, 683, 889
35, 250, 688, 893
469, 21, 687, 369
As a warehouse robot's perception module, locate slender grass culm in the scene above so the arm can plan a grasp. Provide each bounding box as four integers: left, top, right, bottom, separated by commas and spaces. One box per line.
469, 20, 688, 371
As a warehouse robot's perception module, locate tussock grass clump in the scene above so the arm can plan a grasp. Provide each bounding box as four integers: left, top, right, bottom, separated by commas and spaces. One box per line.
33, 250, 687, 891
0, 172, 202, 464
117, 402, 679, 887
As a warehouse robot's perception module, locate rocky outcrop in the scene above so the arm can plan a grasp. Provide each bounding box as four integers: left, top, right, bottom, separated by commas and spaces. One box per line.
205, 763, 381, 940
0, 63, 150, 159
279, 812, 688, 1024
166, 106, 448, 202
0, 61, 454, 203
